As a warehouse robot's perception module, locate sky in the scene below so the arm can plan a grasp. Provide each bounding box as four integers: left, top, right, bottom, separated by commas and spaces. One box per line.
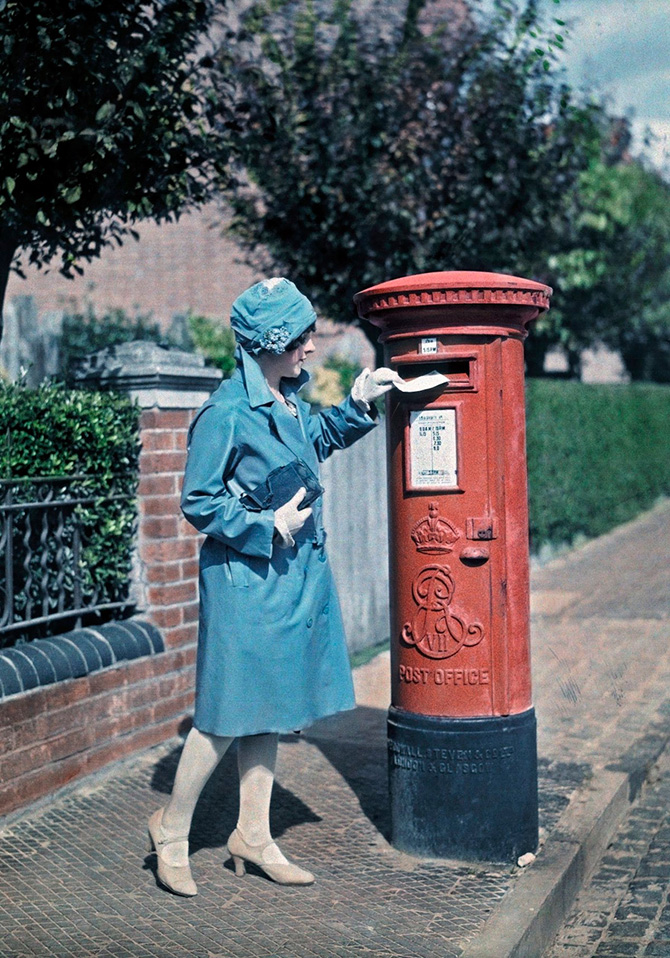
552, 0, 670, 173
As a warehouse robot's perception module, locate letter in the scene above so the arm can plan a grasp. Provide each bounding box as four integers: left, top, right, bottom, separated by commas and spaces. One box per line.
435, 669, 444, 685
480, 670, 490, 684
399, 665, 406, 681
421, 668, 430, 684
445, 670, 453, 684
454, 669, 463, 685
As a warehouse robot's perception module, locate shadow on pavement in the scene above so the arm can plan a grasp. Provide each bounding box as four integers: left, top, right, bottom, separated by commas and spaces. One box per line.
304, 704, 391, 840
147, 703, 601, 865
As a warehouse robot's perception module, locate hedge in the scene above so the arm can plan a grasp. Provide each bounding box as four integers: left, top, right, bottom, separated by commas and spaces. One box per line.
0, 382, 141, 645
526, 379, 670, 552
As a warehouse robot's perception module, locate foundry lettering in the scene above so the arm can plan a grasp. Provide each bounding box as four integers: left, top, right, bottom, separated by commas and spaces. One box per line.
388, 740, 515, 774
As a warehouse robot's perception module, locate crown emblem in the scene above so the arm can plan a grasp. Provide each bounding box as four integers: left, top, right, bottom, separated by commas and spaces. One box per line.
410, 502, 460, 554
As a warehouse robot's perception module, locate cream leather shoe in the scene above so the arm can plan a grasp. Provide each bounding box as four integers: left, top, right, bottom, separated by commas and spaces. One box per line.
226, 828, 315, 885
147, 808, 197, 897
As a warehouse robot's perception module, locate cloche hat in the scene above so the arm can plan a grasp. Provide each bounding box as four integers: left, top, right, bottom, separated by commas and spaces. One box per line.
230, 278, 316, 355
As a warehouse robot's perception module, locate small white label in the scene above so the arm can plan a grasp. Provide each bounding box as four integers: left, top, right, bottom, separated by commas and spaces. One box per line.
420, 337, 438, 355
409, 408, 458, 489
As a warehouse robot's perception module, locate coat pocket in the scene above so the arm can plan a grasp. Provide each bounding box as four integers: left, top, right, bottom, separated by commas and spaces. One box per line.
224, 545, 274, 590
224, 545, 250, 589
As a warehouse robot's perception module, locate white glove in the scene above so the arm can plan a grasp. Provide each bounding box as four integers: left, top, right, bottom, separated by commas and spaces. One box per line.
273, 487, 313, 549
351, 367, 403, 412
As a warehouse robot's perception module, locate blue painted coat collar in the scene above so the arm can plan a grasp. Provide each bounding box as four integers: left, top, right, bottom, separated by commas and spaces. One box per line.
237, 346, 310, 409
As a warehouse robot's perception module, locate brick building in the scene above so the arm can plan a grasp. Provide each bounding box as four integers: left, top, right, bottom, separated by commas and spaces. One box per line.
1, 203, 375, 381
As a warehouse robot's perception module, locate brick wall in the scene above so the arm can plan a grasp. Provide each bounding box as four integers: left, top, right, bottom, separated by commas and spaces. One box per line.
4, 205, 258, 326
0, 392, 207, 822
0, 643, 196, 819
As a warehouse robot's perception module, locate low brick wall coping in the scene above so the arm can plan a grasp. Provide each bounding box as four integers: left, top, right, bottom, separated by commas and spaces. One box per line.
0, 620, 164, 700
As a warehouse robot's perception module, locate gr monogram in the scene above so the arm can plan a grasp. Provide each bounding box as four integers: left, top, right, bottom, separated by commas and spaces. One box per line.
401, 564, 484, 659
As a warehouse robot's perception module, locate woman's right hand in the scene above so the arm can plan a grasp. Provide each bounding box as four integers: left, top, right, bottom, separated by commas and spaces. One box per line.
274, 488, 313, 548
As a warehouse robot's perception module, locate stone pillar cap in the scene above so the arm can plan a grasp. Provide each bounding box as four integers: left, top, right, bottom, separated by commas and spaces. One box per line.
73, 340, 221, 390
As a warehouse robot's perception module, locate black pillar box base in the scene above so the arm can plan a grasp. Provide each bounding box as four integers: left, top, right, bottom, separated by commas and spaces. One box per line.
388, 706, 538, 862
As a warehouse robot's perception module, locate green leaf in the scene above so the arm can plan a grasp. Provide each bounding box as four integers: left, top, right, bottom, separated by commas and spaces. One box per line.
95, 102, 116, 122
4, 176, 15, 195
62, 185, 82, 203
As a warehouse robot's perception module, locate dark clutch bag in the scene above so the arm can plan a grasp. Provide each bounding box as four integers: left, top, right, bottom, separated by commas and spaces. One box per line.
239, 459, 324, 512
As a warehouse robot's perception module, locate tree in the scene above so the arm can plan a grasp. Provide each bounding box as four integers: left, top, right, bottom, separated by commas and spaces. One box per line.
211, 0, 598, 351
544, 148, 670, 381
0, 0, 229, 340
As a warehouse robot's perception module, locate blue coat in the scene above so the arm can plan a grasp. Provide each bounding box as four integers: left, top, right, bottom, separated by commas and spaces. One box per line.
181, 348, 377, 737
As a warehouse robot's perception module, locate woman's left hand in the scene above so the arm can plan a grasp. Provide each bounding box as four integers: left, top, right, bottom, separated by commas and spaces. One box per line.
274, 487, 313, 549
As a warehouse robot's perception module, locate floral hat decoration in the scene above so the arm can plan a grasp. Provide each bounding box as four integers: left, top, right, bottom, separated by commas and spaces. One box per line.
230, 278, 317, 355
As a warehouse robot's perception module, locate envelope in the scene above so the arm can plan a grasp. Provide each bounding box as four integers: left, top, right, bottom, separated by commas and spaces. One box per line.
393, 372, 449, 393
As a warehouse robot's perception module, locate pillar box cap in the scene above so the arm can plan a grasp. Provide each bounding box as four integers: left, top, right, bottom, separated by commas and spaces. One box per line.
354, 270, 552, 339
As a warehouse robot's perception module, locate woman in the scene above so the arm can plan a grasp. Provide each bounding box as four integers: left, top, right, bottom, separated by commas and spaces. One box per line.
148, 277, 399, 896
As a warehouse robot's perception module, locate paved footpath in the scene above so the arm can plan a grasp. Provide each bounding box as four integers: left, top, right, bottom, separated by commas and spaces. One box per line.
546, 743, 670, 958
0, 500, 669, 958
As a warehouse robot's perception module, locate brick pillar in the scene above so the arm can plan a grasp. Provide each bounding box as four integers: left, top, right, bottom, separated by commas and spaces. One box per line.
74, 340, 222, 647
135, 407, 199, 647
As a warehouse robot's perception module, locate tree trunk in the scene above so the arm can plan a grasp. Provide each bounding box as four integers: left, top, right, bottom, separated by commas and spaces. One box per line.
620, 343, 649, 381
523, 336, 549, 378
0, 232, 18, 344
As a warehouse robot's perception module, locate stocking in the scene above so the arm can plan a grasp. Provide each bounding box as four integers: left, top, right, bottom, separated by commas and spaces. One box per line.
236, 732, 288, 865
160, 726, 233, 866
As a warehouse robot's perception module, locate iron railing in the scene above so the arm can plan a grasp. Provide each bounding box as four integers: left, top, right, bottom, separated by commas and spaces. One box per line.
0, 473, 137, 646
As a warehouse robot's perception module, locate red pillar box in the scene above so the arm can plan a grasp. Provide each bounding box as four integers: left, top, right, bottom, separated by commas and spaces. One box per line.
354, 271, 551, 861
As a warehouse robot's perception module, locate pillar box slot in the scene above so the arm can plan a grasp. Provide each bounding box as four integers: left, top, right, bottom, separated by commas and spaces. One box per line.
396, 358, 474, 388
355, 270, 551, 862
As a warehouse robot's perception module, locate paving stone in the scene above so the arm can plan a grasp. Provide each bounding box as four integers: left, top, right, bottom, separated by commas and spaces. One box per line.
2, 501, 670, 958
546, 743, 670, 958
